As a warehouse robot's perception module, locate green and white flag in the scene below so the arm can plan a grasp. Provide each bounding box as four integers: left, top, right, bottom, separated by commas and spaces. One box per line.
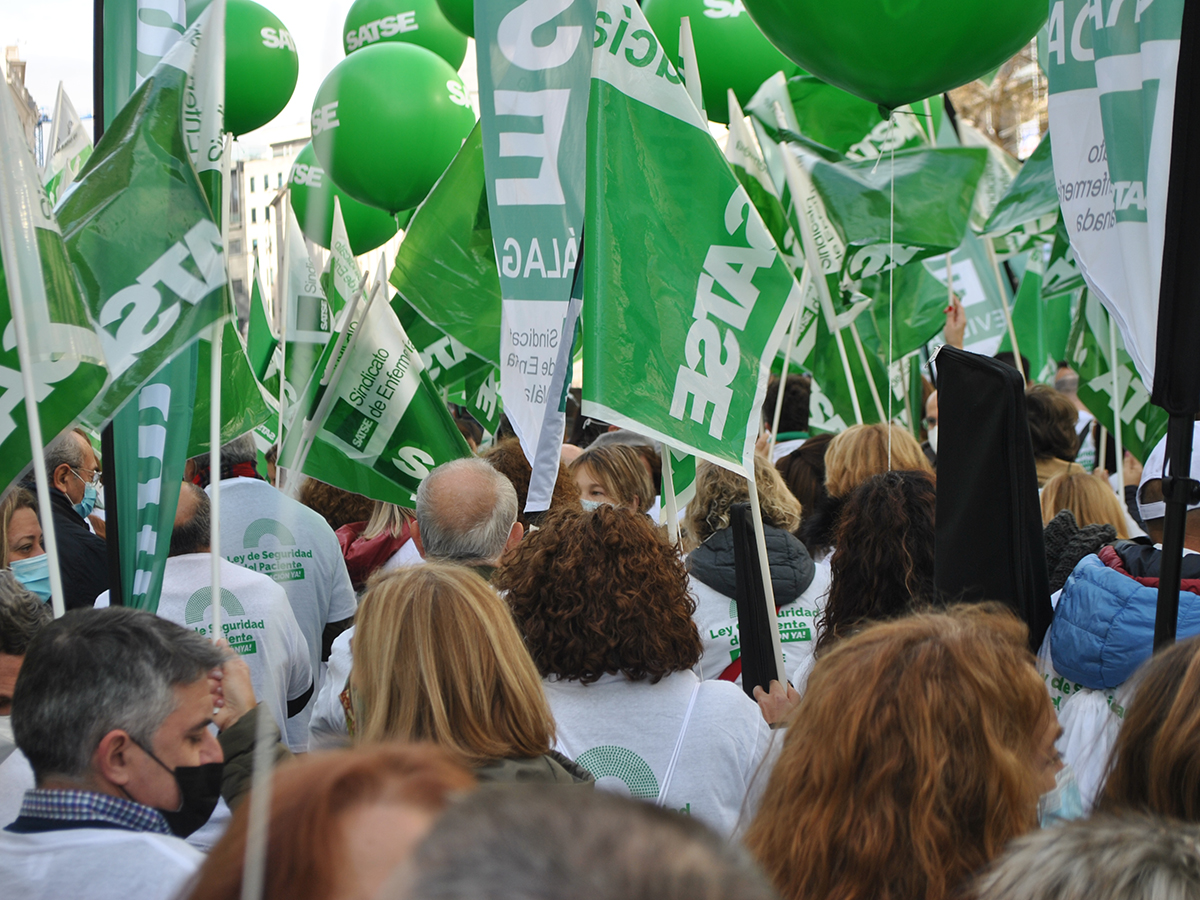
41, 83, 93, 206
667, 445, 697, 510
393, 293, 492, 394
323, 197, 357, 316
1042, 217, 1087, 298
0, 83, 109, 496
1068, 291, 1168, 462
980, 132, 1060, 254
476, 0, 594, 509
997, 252, 1075, 384
290, 261, 473, 505
278, 206, 335, 421
1046, 0, 1183, 385
187, 320, 276, 456
459, 364, 503, 438
926, 229, 1016, 358
583, 0, 801, 474
389, 124, 502, 366
59, 5, 229, 427
959, 119, 1021, 235
246, 255, 277, 382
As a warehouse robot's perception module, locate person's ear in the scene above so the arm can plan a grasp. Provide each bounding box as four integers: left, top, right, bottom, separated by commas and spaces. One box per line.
51, 463, 73, 493
183, 459, 197, 483
505, 521, 524, 551
411, 520, 425, 559
93, 730, 136, 789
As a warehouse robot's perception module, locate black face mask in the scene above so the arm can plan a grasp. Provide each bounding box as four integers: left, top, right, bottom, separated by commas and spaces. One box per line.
130, 740, 224, 838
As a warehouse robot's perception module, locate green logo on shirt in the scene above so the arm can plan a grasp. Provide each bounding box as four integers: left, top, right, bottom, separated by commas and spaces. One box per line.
575, 746, 659, 800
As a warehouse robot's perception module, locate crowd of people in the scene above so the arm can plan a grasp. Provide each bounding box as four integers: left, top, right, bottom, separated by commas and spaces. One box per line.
1, 346, 1200, 900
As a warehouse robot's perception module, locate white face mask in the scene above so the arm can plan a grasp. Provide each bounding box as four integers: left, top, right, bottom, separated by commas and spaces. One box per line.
927, 425, 938, 454
0, 715, 15, 762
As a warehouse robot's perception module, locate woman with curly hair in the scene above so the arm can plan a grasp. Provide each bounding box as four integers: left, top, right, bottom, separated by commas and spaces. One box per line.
685, 457, 828, 686
495, 505, 774, 836
745, 605, 1062, 900
813, 470, 939, 662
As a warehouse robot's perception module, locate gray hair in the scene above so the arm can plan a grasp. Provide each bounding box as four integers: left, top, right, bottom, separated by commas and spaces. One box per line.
588, 428, 660, 453
970, 815, 1200, 900
169, 483, 211, 557
189, 432, 259, 473
394, 789, 781, 900
0, 572, 52, 655
415, 459, 518, 564
12, 607, 226, 782
44, 430, 87, 475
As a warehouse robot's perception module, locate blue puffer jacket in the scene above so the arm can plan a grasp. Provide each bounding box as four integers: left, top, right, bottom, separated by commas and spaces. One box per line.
1050, 547, 1200, 690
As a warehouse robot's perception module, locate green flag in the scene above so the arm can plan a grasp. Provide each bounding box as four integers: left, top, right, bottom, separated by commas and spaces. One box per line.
42, 83, 93, 206
1042, 217, 1086, 299
0, 82, 108, 496
393, 293, 491, 395
583, 0, 801, 474
1068, 291, 1167, 463
458, 365, 503, 439
290, 265, 473, 505
59, 6, 229, 427
246, 255, 277, 381
667, 446, 697, 510
187, 320, 276, 456
981, 132, 1059, 241
278, 206, 335, 423
389, 124, 501, 366
998, 254, 1074, 384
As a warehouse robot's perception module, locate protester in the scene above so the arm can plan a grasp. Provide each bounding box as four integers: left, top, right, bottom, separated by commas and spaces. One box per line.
336, 501, 419, 592
813, 470, 938, 661
922, 389, 939, 466
0, 608, 247, 899
801, 423, 932, 562
1, 488, 49, 602
449, 404, 484, 450
392, 788, 782, 900
190, 434, 357, 737
310, 459, 522, 747
96, 484, 314, 752
1095, 634, 1200, 821
0, 573, 51, 765
775, 432, 834, 528
350, 564, 592, 786
585, 430, 663, 499
1042, 510, 1119, 596
1041, 471, 1131, 538
569, 443, 656, 514
685, 457, 828, 686
1055, 362, 1100, 473
482, 437, 582, 529
496, 505, 775, 836
762, 374, 812, 465
745, 606, 1059, 900
1026, 384, 1086, 488
297, 478, 377, 534
29, 429, 107, 609
183, 745, 476, 900
969, 815, 1200, 900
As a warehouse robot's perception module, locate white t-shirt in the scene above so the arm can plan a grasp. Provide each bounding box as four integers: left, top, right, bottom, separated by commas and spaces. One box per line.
543, 671, 776, 837
309, 626, 354, 750
690, 564, 831, 687
208, 478, 358, 724
0, 746, 32, 827
0, 827, 202, 900
381, 539, 423, 572
97, 553, 314, 752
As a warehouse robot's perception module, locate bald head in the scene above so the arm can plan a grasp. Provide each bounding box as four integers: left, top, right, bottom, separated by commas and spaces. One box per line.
169, 482, 211, 557
414, 459, 521, 564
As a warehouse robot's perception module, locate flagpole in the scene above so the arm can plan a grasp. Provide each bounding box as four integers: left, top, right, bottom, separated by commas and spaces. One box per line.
985, 242, 1026, 387
209, 320, 223, 637
275, 281, 288, 492
768, 270, 809, 457
662, 444, 680, 548
848, 320, 887, 422
1108, 317, 1126, 493
748, 474, 786, 684
0, 218, 67, 621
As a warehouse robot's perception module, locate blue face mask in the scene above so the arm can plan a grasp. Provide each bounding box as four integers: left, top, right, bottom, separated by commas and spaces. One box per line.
72, 478, 98, 519
1038, 763, 1085, 828
9, 554, 51, 602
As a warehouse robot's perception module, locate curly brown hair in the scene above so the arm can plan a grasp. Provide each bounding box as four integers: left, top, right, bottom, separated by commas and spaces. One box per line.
482, 438, 582, 529
494, 505, 703, 683
685, 457, 802, 545
298, 478, 376, 532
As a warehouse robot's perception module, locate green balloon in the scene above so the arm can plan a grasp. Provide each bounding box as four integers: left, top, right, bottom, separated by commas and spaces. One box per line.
741, 0, 1047, 112
312, 43, 477, 213
643, 0, 801, 124
343, 0, 468, 68
225, 0, 299, 136
289, 143, 400, 255
435, 0, 473, 38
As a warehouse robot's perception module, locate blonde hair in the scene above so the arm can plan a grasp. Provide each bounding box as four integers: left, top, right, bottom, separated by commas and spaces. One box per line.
1040, 472, 1130, 540
361, 501, 415, 541
351, 563, 554, 766
824, 424, 933, 499
686, 456, 802, 545
568, 444, 655, 514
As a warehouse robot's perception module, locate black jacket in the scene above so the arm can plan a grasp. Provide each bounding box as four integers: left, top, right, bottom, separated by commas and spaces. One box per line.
688, 522, 816, 605
41, 486, 109, 610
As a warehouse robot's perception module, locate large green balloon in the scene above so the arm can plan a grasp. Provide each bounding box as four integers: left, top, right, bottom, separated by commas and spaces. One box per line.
741, 0, 1047, 112
343, 0, 468, 69
435, 0, 472, 38
643, 0, 801, 124
312, 43, 476, 213
225, 0, 299, 136
289, 143, 400, 255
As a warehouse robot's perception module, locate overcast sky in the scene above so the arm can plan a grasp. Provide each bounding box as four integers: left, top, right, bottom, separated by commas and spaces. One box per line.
1, 0, 476, 151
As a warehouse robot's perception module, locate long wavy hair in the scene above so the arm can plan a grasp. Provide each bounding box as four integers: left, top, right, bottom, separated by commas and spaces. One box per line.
816, 470, 938, 655
494, 505, 703, 683
351, 564, 555, 767
745, 605, 1050, 900
823, 424, 932, 499
1097, 634, 1200, 821
685, 456, 802, 546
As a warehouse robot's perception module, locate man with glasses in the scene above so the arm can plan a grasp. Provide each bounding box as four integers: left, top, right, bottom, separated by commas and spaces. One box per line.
30, 430, 109, 609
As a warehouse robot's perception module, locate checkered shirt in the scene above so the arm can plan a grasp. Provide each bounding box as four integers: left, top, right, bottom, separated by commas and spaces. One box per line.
17, 789, 172, 834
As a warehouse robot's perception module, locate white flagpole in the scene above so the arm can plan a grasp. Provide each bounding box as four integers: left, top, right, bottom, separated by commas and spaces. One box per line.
749, 474, 787, 684
662, 444, 680, 548
1109, 317, 1126, 494
768, 269, 810, 457
209, 320, 223, 637
848, 319, 887, 422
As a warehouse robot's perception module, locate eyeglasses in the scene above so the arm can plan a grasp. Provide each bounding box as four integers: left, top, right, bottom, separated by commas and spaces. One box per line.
922, 416, 938, 430
71, 467, 102, 488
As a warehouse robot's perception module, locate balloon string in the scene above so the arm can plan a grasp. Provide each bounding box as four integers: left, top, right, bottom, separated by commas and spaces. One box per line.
888, 113, 895, 470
